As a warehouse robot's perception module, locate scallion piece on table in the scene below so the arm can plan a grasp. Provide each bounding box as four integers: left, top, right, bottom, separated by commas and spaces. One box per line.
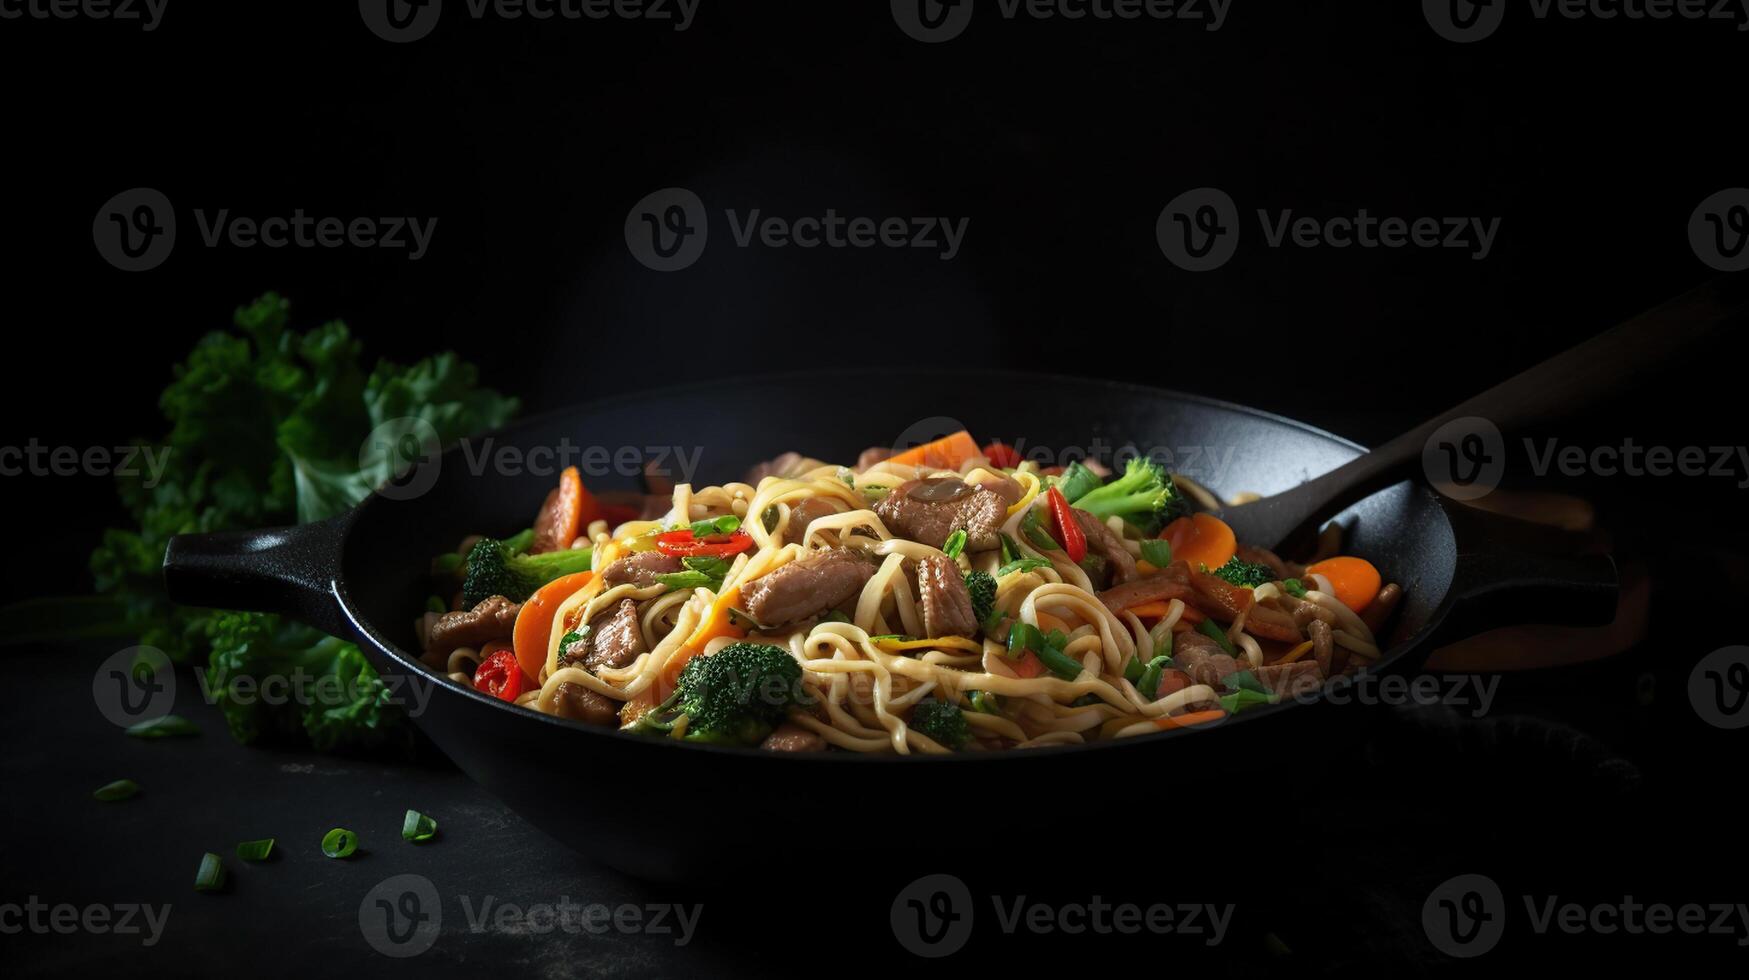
236, 838, 275, 862
321, 828, 359, 859
402, 810, 438, 843
125, 715, 200, 739
194, 852, 226, 892
92, 779, 140, 802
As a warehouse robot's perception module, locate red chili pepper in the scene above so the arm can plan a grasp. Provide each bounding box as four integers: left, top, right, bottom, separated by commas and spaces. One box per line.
982, 441, 1022, 469
655, 529, 755, 559
473, 649, 525, 702
1045, 486, 1087, 564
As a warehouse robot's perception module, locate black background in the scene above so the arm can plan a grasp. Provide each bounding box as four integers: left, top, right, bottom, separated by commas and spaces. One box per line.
3, 1, 1746, 975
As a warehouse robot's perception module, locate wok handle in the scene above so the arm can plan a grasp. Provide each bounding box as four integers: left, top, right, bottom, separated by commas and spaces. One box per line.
1438, 505, 1619, 644
161, 517, 354, 638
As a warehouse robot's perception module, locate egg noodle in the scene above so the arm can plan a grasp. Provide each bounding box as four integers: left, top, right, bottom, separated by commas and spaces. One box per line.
447, 454, 1390, 754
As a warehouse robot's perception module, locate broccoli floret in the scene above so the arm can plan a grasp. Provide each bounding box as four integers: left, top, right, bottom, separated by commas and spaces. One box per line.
1211, 555, 1274, 588
1072, 457, 1185, 536
909, 699, 970, 749
965, 570, 998, 630
627, 642, 807, 746
461, 537, 594, 606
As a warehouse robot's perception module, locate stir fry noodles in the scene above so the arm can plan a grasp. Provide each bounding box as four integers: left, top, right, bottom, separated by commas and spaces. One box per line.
415, 431, 1404, 753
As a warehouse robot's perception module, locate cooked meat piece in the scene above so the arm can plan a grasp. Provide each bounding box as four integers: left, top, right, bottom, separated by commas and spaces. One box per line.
1308, 618, 1337, 677
1172, 630, 1242, 688
1280, 594, 1337, 628
529, 486, 581, 554
1098, 568, 1197, 617
1235, 544, 1302, 580
916, 554, 977, 638
1360, 583, 1403, 634
784, 496, 840, 540
1257, 660, 1323, 699
856, 446, 893, 471
550, 682, 620, 726
745, 451, 818, 484
1186, 567, 1301, 642
740, 548, 875, 627
977, 474, 1025, 507
873, 478, 1007, 551
582, 598, 647, 672
427, 595, 520, 656
601, 550, 684, 587
760, 723, 828, 752
1069, 508, 1138, 585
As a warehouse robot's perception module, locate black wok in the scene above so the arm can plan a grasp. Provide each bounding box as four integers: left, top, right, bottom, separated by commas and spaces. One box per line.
162, 372, 1617, 879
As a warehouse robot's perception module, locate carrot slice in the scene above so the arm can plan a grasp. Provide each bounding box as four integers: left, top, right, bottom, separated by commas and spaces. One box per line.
1008, 650, 1046, 678
1160, 514, 1237, 572
666, 585, 747, 686
1306, 556, 1382, 613
512, 571, 595, 682
885, 430, 981, 471
1152, 709, 1226, 731
1124, 601, 1171, 620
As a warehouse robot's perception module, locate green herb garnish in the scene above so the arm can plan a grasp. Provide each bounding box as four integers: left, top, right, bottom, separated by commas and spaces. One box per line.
235, 839, 275, 862
92, 779, 140, 802
194, 853, 226, 892
402, 809, 438, 843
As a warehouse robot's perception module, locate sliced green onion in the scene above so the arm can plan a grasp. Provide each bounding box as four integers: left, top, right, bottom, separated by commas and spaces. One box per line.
194, 852, 226, 892
1224, 669, 1268, 694
1219, 688, 1275, 715
818, 609, 851, 624
1281, 578, 1308, 598
125, 715, 200, 739
1019, 509, 1060, 552
1122, 654, 1147, 685
1197, 619, 1237, 656
942, 529, 967, 560
1033, 643, 1085, 681
654, 570, 714, 591
995, 557, 1050, 578
321, 828, 359, 859
967, 690, 1001, 715
402, 809, 439, 843
1137, 656, 1172, 700
1052, 462, 1103, 504
689, 514, 741, 538
236, 838, 276, 862
92, 779, 140, 802
1139, 539, 1173, 568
